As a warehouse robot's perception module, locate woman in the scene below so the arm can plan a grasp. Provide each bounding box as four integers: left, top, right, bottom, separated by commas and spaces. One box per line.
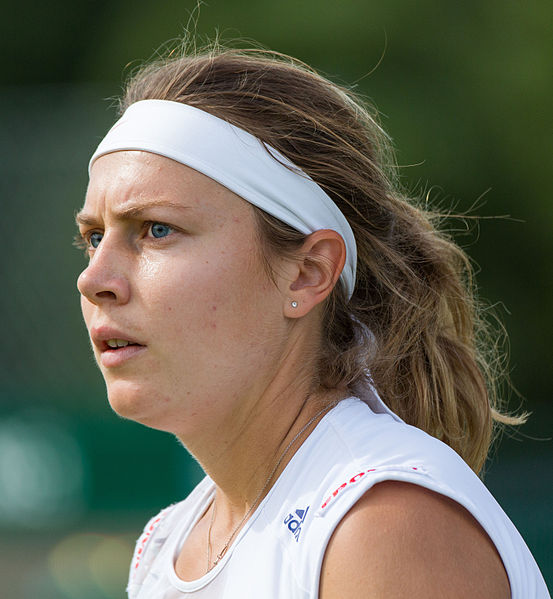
76, 47, 549, 598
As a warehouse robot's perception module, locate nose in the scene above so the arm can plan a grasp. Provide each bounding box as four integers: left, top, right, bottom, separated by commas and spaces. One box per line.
77, 242, 131, 306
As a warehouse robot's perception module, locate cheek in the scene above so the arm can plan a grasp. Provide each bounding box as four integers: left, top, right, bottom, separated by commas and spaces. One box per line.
137, 231, 273, 338
136, 256, 226, 339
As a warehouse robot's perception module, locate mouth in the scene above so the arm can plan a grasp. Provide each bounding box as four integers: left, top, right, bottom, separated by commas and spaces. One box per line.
90, 327, 147, 367
103, 338, 143, 351
95, 336, 147, 369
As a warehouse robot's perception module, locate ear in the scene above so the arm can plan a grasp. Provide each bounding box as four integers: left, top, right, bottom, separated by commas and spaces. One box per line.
284, 229, 347, 318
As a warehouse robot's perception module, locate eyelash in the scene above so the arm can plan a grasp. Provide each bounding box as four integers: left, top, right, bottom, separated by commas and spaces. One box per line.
73, 221, 175, 254
73, 233, 89, 252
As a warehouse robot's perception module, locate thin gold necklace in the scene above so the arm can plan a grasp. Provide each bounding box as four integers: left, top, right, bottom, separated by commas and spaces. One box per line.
206, 400, 337, 573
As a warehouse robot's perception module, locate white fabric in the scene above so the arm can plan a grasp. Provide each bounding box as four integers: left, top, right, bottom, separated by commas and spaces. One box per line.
89, 100, 357, 298
126, 396, 549, 598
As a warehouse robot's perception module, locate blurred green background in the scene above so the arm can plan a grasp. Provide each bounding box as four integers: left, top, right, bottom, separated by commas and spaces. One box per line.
1, 1, 551, 596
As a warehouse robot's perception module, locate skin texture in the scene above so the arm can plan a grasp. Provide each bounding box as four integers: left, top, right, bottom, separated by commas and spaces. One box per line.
320, 481, 511, 599
78, 151, 511, 593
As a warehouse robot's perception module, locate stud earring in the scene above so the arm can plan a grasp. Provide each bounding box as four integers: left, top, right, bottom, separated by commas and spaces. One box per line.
291, 301, 298, 308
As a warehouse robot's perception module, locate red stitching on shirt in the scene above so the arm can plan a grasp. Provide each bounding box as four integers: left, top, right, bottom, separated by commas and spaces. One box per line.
320, 466, 421, 510
133, 517, 162, 570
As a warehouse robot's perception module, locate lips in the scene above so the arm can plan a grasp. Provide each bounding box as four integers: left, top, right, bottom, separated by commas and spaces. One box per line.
90, 326, 146, 368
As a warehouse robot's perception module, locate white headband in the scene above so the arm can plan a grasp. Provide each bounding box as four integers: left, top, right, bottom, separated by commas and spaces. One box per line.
89, 99, 357, 298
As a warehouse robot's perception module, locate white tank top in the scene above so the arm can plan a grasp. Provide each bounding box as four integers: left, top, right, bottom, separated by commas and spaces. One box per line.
126, 396, 549, 598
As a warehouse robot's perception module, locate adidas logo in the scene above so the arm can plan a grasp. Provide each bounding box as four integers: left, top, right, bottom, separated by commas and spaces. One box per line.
283, 506, 309, 542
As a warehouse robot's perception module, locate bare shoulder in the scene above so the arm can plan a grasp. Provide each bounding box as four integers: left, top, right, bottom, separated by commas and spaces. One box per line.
319, 481, 511, 599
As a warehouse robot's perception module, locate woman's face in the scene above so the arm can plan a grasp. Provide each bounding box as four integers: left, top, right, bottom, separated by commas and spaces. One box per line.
77, 151, 289, 436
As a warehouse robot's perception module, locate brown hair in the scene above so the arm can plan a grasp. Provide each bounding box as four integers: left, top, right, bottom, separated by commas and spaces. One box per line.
120, 45, 524, 473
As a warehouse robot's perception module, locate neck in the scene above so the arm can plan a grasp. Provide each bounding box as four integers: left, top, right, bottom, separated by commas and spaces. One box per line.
175, 317, 346, 526
182, 384, 343, 524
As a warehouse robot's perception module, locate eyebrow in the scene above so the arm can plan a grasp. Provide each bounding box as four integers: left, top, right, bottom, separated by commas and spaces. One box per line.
75, 199, 192, 226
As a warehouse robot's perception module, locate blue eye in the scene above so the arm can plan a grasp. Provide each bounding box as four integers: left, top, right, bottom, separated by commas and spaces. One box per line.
89, 232, 103, 248
150, 223, 173, 238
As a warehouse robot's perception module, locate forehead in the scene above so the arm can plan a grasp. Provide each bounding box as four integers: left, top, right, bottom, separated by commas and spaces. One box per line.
82, 150, 254, 223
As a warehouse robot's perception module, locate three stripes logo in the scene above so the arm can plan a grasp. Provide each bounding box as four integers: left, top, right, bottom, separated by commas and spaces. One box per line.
283, 506, 309, 542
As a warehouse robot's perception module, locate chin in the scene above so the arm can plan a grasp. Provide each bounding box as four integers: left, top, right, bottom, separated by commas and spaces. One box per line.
104, 379, 202, 438
105, 381, 172, 430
